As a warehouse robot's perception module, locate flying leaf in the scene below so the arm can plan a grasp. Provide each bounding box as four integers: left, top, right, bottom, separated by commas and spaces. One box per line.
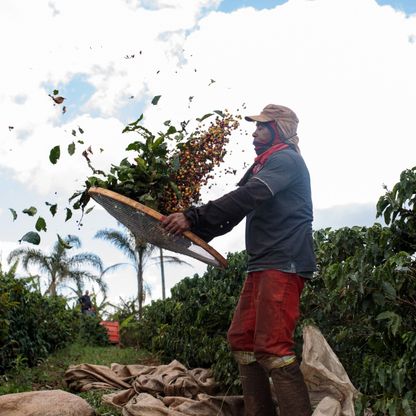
151, 95, 161, 105
49, 145, 60, 164
19, 231, 41, 245
49, 94, 65, 104
65, 208, 72, 222
45, 202, 58, 216
78, 140, 84, 144
85, 206, 94, 215
166, 126, 177, 135
57, 234, 72, 249
214, 110, 224, 117
82, 150, 91, 163
78, 127, 84, 134
35, 217, 47, 232
22, 206, 37, 216
72, 129, 76, 136
53, 89, 59, 95
68, 142, 75, 155
196, 113, 213, 122
68, 192, 81, 203
9, 208, 17, 221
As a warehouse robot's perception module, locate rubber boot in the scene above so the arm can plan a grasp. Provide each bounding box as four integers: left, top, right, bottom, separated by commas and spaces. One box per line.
239, 362, 277, 416
270, 362, 312, 416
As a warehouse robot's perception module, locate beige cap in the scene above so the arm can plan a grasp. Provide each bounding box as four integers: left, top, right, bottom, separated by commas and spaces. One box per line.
245, 104, 301, 153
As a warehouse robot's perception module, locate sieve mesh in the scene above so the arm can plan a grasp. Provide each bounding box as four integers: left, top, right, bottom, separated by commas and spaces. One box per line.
89, 189, 227, 268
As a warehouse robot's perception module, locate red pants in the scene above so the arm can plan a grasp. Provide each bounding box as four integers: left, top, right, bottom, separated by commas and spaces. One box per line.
227, 270, 305, 356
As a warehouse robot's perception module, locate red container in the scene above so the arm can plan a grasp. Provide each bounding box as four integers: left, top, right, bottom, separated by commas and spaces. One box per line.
100, 321, 120, 344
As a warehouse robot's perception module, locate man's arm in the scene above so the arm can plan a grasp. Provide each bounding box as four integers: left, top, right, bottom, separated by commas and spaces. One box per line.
162, 177, 273, 241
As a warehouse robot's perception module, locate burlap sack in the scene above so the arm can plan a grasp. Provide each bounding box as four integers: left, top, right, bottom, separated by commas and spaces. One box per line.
301, 325, 359, 416
0, 389, 94, 416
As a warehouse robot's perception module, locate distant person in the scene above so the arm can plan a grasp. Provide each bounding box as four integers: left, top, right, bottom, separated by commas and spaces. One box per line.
79, 290, 92, 314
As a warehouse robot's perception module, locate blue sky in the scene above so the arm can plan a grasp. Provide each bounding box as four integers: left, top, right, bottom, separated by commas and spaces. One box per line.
219, 0, 416, 13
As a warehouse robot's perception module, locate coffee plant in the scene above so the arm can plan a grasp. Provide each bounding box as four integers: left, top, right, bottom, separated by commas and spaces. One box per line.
0, 264, 109, 373
0, 265, 76, 372
71, 110, 240, 215
126, 251, 248, 392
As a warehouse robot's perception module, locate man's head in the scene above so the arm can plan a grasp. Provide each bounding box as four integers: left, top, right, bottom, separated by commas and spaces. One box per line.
251, 121, 280, 155
85, 290, 89, 296
245, 104, 300, 154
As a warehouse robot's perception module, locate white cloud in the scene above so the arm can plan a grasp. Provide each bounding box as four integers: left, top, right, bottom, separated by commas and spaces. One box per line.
2, 0, 416, 303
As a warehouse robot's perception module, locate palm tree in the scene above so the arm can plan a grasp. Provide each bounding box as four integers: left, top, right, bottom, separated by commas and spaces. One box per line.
7, 235, 105, 297
95, 227, 190, 316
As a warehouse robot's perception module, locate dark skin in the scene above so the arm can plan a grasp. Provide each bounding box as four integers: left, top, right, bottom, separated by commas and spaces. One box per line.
161, 121, 276, 235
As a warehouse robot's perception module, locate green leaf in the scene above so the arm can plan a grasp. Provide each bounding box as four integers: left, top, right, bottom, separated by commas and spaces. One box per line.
19, 231, 41, 245
134, 157, 148, 173
68, 142, 76, 155
22, 206, 37, 216
9, 208, 17, 221
171, 155, 180, 172
393, 369, 405, 394
151, 95, 161, 105
57, 234, 72, 249
166, 126, 177, 135
49, 145, 60, 164
163, 120, 171, 126
372, 291, 385, 306
53, 89, 59, 95
196, 113, 213, 122
214, 110, 224, 117
401, 398, 413, 416
35, 217, 47, 232
382, 281, 396, 299
78, 127, 84, 134
50, 204, 57, 216
72, 129, 76, 136
65, 208, 72, 222
85, 206, 94, 215
169, 181, 182, 199
152, 136, 165, 150
376, 311, 401, 336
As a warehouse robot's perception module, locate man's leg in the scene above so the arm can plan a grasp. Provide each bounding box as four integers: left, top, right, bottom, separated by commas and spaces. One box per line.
234, 352, 276, 416
253, 270, 312, 416
256, 355, 312, 416
228, 275, 276, 416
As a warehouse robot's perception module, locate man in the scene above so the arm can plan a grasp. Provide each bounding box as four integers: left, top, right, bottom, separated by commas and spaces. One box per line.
79, 290, 92, 314
162, 104, 315, 415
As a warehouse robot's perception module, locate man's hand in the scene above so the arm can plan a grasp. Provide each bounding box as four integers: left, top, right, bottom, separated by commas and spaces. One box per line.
161, 212, 191, 236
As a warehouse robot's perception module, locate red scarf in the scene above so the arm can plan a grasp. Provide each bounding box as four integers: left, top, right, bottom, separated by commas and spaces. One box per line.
252, 142, 288, 174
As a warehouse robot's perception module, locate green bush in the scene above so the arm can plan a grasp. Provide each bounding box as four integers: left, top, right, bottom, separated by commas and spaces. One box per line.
77, 314, 110, 347
134, 251, 248, 392
0, 266, 108, 373
0, 268, 77, 372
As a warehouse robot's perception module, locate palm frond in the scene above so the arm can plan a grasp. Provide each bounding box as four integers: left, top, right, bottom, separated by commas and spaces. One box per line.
8, 248, 52, 275
69, 253, 104, 272
101, 262, 136, 276
149, 255, 192, 268
95, 229, 136, 263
